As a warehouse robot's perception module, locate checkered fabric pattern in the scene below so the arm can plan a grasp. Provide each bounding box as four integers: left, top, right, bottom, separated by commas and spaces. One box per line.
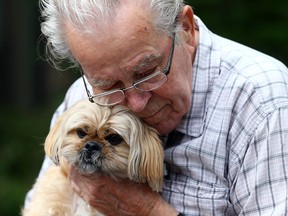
162, 17, 288, 215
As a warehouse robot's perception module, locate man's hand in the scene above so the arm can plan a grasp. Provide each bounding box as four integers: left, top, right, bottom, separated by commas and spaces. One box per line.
69, 166, 177, 216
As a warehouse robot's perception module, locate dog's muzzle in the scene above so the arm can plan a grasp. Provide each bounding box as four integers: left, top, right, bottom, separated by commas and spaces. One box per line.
76, 141, 103, 173
82, 141, 102, 162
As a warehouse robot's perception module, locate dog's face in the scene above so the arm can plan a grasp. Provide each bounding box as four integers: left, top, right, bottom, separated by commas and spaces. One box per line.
72, 126, 130, 177
44, 100, 164, 191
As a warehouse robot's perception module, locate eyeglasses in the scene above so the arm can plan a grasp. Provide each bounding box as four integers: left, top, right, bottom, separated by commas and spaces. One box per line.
80, 33, 175, 106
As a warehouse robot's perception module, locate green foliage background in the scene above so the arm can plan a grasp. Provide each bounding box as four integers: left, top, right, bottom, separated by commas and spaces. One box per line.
0, 0, 287, 215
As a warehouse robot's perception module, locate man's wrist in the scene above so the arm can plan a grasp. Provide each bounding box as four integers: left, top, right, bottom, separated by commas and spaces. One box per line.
148, 195, 178, 216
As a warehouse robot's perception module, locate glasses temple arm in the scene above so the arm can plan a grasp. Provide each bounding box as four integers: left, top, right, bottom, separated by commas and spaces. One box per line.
163, 30, 176, 75
80, 70, 95, 103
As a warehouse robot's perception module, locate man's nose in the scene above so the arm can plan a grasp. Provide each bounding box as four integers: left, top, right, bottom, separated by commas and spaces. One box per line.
124, 89, 151, 113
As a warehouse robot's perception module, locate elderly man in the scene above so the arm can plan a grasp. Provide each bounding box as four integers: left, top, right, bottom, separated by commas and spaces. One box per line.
26, 0, 288, 215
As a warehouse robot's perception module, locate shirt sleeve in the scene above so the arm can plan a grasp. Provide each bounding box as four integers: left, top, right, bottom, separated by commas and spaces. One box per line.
229, 106, 288, 215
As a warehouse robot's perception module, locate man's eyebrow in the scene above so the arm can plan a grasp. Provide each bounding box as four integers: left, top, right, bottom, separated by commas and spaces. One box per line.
88, 78, 115, 88
128, 53, 161, 73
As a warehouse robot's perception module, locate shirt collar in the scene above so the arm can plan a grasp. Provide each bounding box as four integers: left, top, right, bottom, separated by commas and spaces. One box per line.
175, 16, 221, 137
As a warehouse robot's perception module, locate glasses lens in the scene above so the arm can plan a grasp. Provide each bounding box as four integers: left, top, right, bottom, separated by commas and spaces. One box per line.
92, 90, 125, 106
135, 72, 168, 91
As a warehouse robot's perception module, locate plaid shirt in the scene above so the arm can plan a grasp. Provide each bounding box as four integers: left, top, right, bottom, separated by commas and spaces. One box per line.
26, 16, 288, 215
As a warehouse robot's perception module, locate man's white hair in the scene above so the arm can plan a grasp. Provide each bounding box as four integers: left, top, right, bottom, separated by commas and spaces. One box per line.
39, 0, 184, 69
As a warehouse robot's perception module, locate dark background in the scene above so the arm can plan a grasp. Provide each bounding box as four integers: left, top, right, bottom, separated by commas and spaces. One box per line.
0, 0, 287, 215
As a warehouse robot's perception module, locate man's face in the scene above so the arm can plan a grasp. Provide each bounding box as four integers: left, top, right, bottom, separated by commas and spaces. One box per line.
65, 5, 196, 135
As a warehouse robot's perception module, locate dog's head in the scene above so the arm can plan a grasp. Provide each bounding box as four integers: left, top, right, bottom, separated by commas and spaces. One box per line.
44, 100, 164, 192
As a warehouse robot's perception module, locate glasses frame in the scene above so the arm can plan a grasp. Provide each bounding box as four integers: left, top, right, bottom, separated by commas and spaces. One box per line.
80, 31, 176, 106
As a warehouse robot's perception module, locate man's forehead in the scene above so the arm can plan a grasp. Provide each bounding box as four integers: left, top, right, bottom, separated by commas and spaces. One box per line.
109, 3, 154, 36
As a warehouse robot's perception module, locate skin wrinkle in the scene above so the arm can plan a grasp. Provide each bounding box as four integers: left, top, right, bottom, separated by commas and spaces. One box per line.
87, 52, 163, 89
88, 78, 116, 89
122, 53, 161, 77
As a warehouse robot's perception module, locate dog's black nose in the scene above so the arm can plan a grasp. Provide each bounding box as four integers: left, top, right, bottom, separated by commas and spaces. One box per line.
84, 141, 102, 152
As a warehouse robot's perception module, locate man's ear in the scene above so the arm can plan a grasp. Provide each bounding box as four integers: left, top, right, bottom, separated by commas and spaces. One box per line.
179, 5, 196, 48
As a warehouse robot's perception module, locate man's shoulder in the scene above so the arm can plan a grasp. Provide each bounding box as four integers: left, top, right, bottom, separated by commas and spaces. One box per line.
65, 78, 87, 105
50, 78, 88, 128
215, 36, 288, 108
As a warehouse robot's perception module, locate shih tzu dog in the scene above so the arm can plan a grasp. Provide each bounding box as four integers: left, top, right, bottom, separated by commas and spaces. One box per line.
23, 99, 164, 216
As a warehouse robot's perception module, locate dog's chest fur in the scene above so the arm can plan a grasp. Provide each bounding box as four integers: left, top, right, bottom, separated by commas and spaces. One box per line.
72, 193, 104, 216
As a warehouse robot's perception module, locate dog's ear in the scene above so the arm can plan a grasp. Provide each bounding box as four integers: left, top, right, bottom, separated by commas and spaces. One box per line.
44, 114, 66, 165
127, 117, 164, 192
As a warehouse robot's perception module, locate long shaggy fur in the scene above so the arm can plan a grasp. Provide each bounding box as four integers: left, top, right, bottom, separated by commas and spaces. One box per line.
22, 100, 164, 216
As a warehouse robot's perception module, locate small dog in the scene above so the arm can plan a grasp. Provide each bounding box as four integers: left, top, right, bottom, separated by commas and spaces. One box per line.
23, 100, 164, 216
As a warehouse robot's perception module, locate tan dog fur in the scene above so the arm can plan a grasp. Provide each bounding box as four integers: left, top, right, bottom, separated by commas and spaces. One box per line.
23, 100, 164, 216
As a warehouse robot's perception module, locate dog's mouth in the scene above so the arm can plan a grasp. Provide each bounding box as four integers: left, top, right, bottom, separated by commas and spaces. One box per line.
75, 141, 104, 174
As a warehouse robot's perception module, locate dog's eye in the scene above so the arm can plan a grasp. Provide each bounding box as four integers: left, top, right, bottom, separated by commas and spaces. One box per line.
105, 134, 123, 145
77, 128, 87, 139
